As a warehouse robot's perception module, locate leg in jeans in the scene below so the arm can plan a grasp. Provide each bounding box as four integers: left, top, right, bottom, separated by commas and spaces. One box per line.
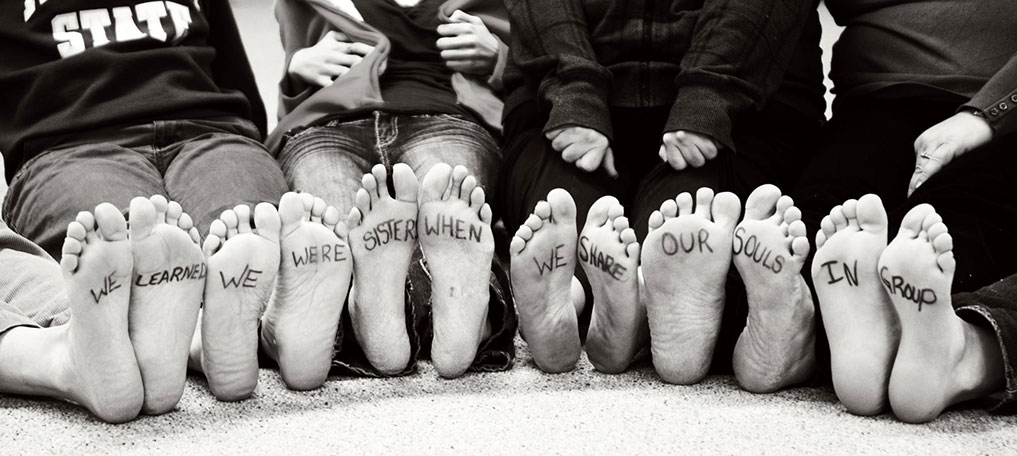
392, 114, 516, 376
4, 143, 164, 259
0, 211, 143, 423
162, 118, 289, 236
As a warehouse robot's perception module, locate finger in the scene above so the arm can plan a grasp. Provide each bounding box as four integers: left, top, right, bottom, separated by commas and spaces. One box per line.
658, 144, 667, 161
444, 61, 478, 73
561, 143, 588, 163
450, 9, 485, 26
700, 140, 719, 160
665, 144, 688, 170
314, 75, 334, 87
575, 147, 605, 172
440, 49, 480, 61
911, 145, 951, 193
602, 147, 619, 178
324, 30, 347, 42
346, 42, 375, 57
681, 143, 706, 168
551, 130, 580, 152
321, 64, 351, 78
322, 53, 363, 67
436, 22, 475, 37
436, 35, 474, 50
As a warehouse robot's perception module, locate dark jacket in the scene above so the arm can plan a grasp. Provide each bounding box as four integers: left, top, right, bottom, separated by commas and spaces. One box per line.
0, 0, 265, 181
502, 0, 826, 152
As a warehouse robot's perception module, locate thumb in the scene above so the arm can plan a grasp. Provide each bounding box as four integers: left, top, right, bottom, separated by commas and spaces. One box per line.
602, 147, 618, 179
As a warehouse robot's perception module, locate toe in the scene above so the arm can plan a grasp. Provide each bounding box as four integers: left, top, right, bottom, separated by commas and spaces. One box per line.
128, 196, 157, 240
932, 230, 953, 255
533, 200, 551, 221
937, 250, 956, 275
743, 184, 782, 220
789, 220, 810, 258
612, 214, 630, 234
470, 186, 486, 213
66, 220, 87, 243
461, 175, 479, 204
253, 202, 281, 244
310, 197, 327, 224
648, 210, 664, 231
450, 165, 469, 199
524, 213, 543, 233
829, 205, 848, 231
510, 235, 526, 255
370, 164, 391, 199
334, 220, 349, 240
586, 195, 620, 228
659, 199, 678, 219
841, 199, 859, 229
220, 209, 240, 239
675, 192, 694, 216
166, 200, 183, 227
362, 170, 381, 202
347, 207, 364, 230
711, 192, 741, 231
94, 203, 128, 242
234, 205, 252, 233
355, 188, 372, 215
278, 192, 308, 232
622, 229, 640, 259
515, 224, 534, 241
855, 194, 889, 234
392, 163, 418, 203
419, 162, 453, 203
897, 204, 936, 239
771, 195, 794, 224
60, 236, 82, 274
202, 222, 224, 257
150, 195, 169, 222
921, 211, 943, 235
546, 189, 577, 225
694, 187, 715, 219
323, 205, 341, 230
480, 203, 493, 224
927, 221, 949, 241
815, 230, 828, 249
820, 215, 836, 238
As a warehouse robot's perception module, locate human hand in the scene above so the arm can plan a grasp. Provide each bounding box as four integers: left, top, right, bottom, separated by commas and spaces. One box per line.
288, 31, 376, 87
546, 126, 618, 178
659, 130, 719, 170
436, 10, 500, 75
909, 111, 993, 195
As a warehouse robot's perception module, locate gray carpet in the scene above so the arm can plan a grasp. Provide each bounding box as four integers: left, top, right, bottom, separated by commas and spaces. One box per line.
2, 338, 1016, 455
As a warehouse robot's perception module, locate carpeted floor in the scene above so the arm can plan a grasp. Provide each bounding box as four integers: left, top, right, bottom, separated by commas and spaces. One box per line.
2, 338, 1017, 454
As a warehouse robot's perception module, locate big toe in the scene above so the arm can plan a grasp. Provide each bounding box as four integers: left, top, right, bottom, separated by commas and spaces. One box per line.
855, 194, 889, 234
129, 196, 158, 240
392, 163, 418, 203
419, 162, 453, 203
743, 184, 782, 220
95, 203, 128, 241
546, 189, 577, 224
278, 192, 310, 231
896, 204, 937, 239
586, 195, 620, 228
254, 202, 282, 243
711, 191, 741, 230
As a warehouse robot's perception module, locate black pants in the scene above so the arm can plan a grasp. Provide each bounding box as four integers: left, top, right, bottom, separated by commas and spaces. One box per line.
793, 96, 1017, 411
499, 97, 821, 371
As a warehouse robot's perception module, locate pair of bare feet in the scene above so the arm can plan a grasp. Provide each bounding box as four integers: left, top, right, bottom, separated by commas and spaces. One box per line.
345, 163, 495, 379
511, 185, 815, 392
813, 196, 1004, 423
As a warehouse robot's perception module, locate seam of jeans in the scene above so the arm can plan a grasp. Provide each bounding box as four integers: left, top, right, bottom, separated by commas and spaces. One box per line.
374, 111, 393, 168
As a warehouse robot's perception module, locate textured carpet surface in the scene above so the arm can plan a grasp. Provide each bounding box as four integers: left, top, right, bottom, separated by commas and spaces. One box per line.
2, 338, 1017, 455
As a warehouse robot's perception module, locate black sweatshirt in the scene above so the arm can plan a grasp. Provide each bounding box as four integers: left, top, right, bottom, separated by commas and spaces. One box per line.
0, 0, 265, 181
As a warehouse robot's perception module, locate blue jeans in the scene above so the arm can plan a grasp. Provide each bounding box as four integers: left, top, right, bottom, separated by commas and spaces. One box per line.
278, 111, 516, 376
4, 117, 289, 259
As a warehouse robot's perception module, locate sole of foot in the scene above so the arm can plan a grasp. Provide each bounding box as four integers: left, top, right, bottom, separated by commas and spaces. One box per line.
262, 192, 352, 390
642, 188, 740, 384
60, 204, 144, 423
199, 203, 281, 400
881, 205, 1003, 423
347, 164, 417, 375
580, 196, 642, 374
731, 185, 815, 393
509, 189, 582, 373
812, 194, 898, 415
418, 164, 495, 378
128, 195, 205, 415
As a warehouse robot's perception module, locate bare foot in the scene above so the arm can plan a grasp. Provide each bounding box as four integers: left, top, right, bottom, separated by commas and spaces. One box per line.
581, 196, 643, 374
812, 195, 898, 415
642, 188, 741, 384
509, 189, 582, 373
61, 205, 143, 422
128, 196, 204, 415
882, 205, 1004, 423
731, 185, 814, 393
198, 203, 281, 400
418, 164, 495, 378
347, 164, 417, 375
262, 192, 352, 390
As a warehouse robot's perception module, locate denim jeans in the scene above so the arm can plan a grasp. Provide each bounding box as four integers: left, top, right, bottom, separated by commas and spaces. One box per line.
4, 117, 289, 259
278, 111, 516, 376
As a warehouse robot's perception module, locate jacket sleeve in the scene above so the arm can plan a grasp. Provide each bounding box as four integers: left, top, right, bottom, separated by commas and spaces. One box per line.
667, 0, 816, 151
960, 52, 1017, 139
205, 0, 268, 138
504, 0, 614, 142
275, 0, 333, 119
